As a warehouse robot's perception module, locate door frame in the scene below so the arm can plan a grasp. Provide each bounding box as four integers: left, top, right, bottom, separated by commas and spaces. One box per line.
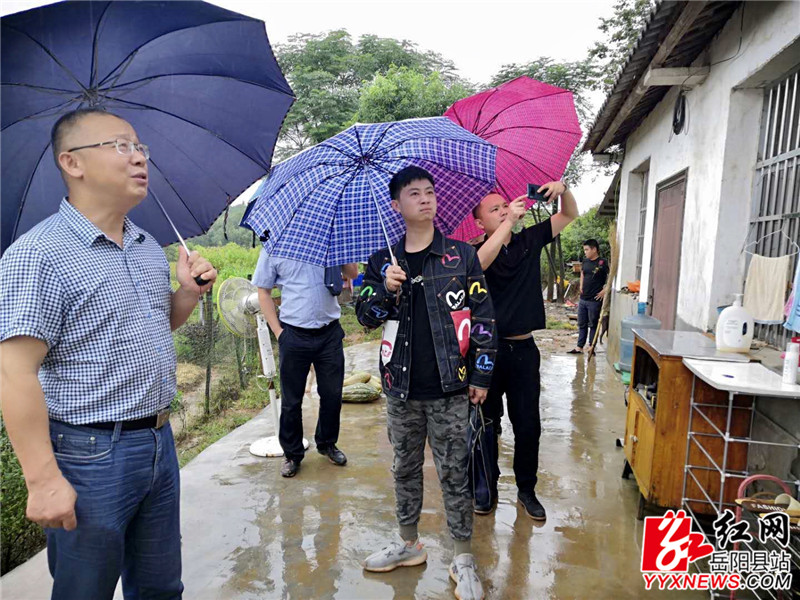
647, 169, 688, 326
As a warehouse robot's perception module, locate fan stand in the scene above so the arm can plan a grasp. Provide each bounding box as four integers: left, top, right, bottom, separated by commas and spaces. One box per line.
248, 314, 309, 458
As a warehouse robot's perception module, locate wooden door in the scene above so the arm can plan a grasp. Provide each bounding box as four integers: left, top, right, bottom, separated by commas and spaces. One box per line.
650, 176, 686, 330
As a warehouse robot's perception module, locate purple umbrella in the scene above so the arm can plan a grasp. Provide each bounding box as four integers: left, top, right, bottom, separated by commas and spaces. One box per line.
444, 76, 582, 241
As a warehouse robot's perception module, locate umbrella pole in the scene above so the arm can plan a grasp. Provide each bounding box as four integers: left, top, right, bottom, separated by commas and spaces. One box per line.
365, 168, 403, 303
364, 168, 396, 264
149, 189, 209, 287
149, 189, 208, 324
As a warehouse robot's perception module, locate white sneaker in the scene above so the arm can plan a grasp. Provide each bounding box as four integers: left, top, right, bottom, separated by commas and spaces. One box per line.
363, 537, 427, 572
449, 553, 484, 600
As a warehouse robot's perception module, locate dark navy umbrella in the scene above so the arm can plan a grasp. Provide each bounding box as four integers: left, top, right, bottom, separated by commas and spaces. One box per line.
468, 404, 499, 510
1, 0, 294, 255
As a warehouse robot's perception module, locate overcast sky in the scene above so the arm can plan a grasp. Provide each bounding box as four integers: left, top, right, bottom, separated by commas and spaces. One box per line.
2, 0, 617, 212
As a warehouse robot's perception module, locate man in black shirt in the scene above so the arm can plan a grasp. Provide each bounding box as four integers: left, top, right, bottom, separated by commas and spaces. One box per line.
472, 182, 578, 520
570, 239, 609, 354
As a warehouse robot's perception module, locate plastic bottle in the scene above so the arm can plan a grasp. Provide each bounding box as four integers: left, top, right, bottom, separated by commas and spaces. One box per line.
715, 294, 753, 353
619, 302, 662, 372
783, 342, 799, 385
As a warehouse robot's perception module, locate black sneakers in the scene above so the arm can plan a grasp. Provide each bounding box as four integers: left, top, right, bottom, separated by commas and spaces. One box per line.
518, 490, 546, 521
318, 444, 347, 466
281, 458, 300, 478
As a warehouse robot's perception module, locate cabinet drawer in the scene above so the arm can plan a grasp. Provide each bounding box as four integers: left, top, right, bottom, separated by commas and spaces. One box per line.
624, 390, 656, 495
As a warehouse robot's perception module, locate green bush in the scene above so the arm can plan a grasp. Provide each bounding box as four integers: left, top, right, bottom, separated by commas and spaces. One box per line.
174, 332, 194, 362
176, 320, 220, 365
1, 426, 46, 574
212, 373, 241, 412
559, 206, 612, 262
186, 243, 261, 303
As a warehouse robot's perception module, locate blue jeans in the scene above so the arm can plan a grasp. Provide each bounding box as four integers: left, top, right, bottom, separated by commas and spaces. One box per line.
577, 298, 603, 348
46, 420, 183, 600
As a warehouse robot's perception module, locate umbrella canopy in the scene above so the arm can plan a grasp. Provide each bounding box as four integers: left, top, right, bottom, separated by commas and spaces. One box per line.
1, 0, 294, 254
241, 117, 497, 267
444, 76, 582, 241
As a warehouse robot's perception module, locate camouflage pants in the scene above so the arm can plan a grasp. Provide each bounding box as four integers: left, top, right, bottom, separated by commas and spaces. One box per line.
386, 394, 473, 541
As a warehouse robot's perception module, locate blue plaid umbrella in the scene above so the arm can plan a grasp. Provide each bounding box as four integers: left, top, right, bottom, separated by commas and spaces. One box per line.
240, 117, 497, 267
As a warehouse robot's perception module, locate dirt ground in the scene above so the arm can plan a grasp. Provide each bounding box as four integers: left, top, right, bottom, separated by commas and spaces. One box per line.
536, 301, 583, 355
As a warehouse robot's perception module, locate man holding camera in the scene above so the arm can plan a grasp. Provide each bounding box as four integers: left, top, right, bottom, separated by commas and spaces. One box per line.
471, 181, 578, 519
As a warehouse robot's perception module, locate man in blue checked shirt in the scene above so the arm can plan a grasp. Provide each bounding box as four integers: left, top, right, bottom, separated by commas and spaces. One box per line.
0, 108, 217, 599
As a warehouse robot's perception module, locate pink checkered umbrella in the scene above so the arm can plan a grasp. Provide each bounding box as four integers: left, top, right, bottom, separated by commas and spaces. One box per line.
444, 76, 582, 241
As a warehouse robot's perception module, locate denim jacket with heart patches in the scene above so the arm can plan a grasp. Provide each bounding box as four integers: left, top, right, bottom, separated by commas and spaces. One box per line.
356, 228, 497, 401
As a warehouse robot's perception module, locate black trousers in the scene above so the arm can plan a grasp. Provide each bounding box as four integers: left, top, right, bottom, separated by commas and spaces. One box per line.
277, 321, 345, 462
482, 337, 541, 494
577, 298, 603, 348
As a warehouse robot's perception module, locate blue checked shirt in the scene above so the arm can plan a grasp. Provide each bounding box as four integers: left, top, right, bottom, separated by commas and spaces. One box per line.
0, 199, 176, 425
252, 249, 341, 329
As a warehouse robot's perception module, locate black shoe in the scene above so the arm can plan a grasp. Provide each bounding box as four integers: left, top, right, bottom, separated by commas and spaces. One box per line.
281, 458, 300, 478
318, 444, 347, 466
473, 496, 497, 515
518, 490, 546, 521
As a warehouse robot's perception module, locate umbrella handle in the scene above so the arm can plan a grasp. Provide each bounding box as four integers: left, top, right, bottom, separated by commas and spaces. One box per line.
391, 256, 401, 304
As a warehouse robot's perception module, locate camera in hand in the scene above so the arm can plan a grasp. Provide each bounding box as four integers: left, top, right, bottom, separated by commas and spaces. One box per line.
527, 183, 549, 203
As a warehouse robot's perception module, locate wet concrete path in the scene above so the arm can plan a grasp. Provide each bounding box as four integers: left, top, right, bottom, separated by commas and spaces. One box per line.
2, 340, 703, 599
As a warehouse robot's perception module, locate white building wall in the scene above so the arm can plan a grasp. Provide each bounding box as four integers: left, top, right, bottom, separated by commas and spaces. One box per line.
613, 1, 800, 331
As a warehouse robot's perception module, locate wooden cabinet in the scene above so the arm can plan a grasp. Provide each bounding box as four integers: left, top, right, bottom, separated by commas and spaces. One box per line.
623, 330, 752, 517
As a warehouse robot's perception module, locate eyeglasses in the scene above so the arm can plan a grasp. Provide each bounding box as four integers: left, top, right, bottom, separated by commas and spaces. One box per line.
67, 138, 150, 160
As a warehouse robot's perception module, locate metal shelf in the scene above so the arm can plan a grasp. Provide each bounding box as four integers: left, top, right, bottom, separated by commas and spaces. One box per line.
680, 359, 800, 600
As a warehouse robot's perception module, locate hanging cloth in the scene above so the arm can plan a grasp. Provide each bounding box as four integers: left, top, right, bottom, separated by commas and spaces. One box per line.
743, 255, 791, 324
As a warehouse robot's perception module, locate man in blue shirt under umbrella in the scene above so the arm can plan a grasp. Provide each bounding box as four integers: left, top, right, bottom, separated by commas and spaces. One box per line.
254, 250, 358, 478
0, 108, 217, 599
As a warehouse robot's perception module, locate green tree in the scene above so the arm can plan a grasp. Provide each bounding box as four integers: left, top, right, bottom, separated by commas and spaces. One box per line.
355, 67, 473, 123
185, 204, 255, 248
489, 58, 600, 186
275, 31, 469, 158
587, 0, 656, 92
559, 205, 613, 262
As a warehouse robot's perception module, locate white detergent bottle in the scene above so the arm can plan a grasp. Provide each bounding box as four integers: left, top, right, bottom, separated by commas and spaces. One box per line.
715, 294, 754, 353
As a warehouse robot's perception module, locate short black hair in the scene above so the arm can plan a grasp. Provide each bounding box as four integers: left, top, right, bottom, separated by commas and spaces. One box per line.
388, 166, 434, 200
583, 239, 600, 250
51, 108, 118, 168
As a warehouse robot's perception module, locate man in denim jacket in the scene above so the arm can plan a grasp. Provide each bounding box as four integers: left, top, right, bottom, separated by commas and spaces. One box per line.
357, 166, 496, 600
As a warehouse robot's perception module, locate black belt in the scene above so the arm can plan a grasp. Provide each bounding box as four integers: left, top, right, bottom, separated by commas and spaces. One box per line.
281, 319, 340, 336
87, 409, 170, 431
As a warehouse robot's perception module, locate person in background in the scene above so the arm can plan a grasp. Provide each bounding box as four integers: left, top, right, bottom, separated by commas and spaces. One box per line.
569, 239, 609, 355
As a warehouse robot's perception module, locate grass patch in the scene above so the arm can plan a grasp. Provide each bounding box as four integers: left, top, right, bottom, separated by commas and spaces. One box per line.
176, 363, 205, 393
176, 408, 257, 468
174, 366, 273, 468
547, 317, 577, 331
340, 304, 382, 345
